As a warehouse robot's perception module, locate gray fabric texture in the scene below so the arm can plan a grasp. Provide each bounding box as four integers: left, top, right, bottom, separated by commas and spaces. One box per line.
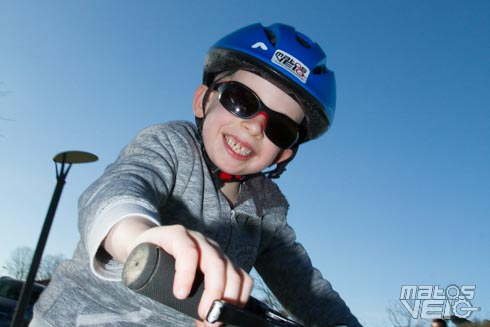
32, 121, 361, 327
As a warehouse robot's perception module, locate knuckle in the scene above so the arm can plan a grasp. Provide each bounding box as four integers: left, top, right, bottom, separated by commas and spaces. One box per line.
226, 272, 241, 287
172, 224, 187, 234
229, 264, 243, 281
207, 238, 220, 248
188, 229, 205, 240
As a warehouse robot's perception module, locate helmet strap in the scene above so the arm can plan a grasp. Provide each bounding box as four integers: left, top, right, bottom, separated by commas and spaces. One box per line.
196, 116, 265, 189
266, 145, 299, 179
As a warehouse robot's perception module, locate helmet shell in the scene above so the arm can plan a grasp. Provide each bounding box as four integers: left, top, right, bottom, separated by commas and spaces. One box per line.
203, 23, 336, 142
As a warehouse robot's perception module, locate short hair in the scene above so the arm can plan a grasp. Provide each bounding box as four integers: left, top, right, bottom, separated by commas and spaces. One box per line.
432, 318, 448, 327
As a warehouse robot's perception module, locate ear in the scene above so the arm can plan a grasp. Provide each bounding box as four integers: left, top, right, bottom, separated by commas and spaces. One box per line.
193, 84, 209, 118
274, 149, 294, 164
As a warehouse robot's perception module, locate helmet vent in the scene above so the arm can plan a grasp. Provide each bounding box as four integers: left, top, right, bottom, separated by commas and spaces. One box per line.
313, 65, 328, 75
265, 28, 277, 46
296, 33, 312, 48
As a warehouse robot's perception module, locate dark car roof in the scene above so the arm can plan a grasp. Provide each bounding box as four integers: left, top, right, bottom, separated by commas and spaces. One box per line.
0, 277, 45, 304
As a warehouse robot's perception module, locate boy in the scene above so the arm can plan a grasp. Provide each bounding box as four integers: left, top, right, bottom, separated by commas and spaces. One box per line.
32, 23, 362, 326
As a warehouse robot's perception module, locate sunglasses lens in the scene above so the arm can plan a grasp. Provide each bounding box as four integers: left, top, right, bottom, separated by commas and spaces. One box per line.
219, 84, 258, 118
266, 111, 299, 148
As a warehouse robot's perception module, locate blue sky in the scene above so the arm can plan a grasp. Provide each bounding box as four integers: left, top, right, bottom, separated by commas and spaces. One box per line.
1, 1, 489, 325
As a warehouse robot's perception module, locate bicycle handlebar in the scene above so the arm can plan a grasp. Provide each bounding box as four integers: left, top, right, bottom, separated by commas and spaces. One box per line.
122, 242, 204, 320
122, 242, 304, 327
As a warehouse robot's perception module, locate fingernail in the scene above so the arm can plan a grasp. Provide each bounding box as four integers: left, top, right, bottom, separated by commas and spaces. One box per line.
175, 287, 188, 299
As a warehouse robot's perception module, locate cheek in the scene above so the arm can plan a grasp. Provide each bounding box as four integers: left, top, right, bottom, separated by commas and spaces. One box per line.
201, 119, 217, 147
202, 105, 236, 133
261, 143, 283, 164
201, 107, 227, 144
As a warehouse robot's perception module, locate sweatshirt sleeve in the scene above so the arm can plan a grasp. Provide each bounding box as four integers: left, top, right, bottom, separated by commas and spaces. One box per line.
77, 122, 199, 280
255, 219, 362, 327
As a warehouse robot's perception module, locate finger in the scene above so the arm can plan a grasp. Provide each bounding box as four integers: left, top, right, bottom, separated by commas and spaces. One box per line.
135, 225, 200, 300
222, 264, 253, 307
198, 254, 226, 319
221, 262, 243, 305
188, 232, 227, 320
237, 270, 254, 307
166, 226, 201, 299
172, 237, 200, 299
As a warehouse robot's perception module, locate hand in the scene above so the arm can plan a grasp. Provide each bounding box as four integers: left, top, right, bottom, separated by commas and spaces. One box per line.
104, 218, 254, 325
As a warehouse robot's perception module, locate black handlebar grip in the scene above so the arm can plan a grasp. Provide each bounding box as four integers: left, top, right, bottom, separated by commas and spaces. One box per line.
122, 242, 205, 320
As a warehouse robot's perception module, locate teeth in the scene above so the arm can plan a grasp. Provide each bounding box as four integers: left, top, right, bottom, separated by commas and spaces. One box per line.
225, 135, 252, 156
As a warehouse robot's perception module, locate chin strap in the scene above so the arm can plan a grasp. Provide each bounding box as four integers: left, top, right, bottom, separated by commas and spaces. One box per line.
199, 135, 295, 190
201, 147, 248, 189
266, 144, 298, 179
196, 117, 266, 189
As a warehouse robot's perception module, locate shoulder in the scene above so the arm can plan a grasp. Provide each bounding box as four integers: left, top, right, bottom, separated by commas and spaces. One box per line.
116, 121, 201, 166
243, 175, 289, 216
138, 121, 199, 142
128, 121, 200, 152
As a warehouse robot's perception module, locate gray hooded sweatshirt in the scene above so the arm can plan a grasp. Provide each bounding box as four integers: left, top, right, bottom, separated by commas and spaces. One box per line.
32, 121, 361, 327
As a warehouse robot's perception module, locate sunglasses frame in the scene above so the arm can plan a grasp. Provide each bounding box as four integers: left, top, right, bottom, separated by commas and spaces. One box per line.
212, 81, 301, 149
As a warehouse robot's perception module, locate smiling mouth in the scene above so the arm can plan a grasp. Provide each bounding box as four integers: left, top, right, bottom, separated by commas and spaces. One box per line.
224, 135, 252, 156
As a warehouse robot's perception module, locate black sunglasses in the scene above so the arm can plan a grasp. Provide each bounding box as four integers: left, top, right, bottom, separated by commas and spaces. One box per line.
212, 81, 300, 149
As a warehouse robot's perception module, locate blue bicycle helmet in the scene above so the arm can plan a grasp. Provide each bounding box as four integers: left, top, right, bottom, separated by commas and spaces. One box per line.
203, 23, 336, 143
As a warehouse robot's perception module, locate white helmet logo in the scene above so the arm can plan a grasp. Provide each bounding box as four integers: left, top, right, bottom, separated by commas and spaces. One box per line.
251, 42, 268, 51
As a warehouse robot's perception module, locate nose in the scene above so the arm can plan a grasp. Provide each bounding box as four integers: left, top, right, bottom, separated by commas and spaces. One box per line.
241, 112, 267, 139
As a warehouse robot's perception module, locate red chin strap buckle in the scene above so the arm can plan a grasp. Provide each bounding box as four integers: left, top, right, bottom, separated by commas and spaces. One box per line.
218, 172, 243, 182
